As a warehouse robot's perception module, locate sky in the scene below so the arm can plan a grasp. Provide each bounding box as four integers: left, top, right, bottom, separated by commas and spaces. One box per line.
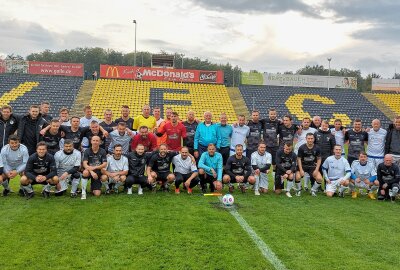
1, 0, 400, 78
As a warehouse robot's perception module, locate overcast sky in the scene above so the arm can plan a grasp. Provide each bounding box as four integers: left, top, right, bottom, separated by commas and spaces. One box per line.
1, 0, 399, 77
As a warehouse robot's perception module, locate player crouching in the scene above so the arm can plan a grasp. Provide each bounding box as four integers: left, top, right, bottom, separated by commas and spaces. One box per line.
172, 147, 199, 194
101, 144, 128, 194
198, 143, 223, 193
275, 142, 297, 197
54, 139, 82, 197
251, 142, 272, 195
322, 145, 351, 198
349, 152, 379, 200
20, 142, 59, 199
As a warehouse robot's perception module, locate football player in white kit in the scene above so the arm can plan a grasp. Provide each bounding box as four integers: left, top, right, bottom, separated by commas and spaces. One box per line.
366, 119, 387, 169
54, 139, 82, 197
322, 145, 351, 198
230, 115, 250, 156
349, 152, 379, 200
251, 142, 272, 195
101, 144, 128, 194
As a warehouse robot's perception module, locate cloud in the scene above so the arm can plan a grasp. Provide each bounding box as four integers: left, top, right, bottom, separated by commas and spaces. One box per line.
0, 19, 108, 56
188, 0, 320, 17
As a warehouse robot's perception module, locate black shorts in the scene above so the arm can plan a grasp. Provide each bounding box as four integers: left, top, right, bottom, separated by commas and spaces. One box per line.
227, 174, 249, 183
297, 166, 316, 180
126, 175, 147, 187
219, 146, 230, 165
274, 174, 285, 190
155, 171, 173, 182
31, 179, 49, 185
267, 146, 278, 165
89, 169, 103, 191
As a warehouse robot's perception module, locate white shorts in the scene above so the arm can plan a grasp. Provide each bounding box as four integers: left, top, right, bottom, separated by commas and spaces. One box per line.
326, 179, 342, 193
368, 157, 384, 169
354, 180, 369, 190
254, 172, 269, 189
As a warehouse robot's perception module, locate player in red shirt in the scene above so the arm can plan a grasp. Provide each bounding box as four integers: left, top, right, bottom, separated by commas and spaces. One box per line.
131, 126, 157, 152
156, 112, 187, 151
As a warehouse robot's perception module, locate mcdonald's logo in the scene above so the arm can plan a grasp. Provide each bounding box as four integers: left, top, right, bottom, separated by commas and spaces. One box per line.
106, 66, 119, 77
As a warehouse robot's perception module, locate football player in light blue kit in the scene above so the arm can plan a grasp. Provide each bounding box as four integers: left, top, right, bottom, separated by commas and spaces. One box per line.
367, 119, 387, 169
349, 152, 379, 200
322, 145, 351, 198
230, 115, 250, 156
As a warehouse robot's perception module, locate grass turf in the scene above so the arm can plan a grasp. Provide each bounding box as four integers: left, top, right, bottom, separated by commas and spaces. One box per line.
0, 174, 399, 270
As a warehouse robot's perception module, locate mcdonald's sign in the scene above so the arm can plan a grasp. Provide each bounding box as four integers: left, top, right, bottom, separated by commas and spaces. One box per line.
105, 66, 119, 77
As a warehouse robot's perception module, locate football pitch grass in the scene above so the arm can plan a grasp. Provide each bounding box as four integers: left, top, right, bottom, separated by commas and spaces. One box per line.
0, 180, 399, 270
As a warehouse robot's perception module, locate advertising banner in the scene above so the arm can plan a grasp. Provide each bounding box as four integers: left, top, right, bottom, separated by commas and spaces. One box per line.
372, 78, 400, 91
28, 61, 84, 77
241, 72, 264, 85
100, 65, 224, 84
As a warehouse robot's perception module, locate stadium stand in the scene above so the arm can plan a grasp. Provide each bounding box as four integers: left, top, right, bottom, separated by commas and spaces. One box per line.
89, 79, 237, 122
373, 93, 400, 116
0, 74, 83, 116
239, 85, 392, 127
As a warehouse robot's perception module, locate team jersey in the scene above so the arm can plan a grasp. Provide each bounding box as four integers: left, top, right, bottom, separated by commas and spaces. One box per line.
294, 127, 317, 154
106, 155, 129, 172
377, 163, 400, 185
330, 128, 345, 154
114, 117, 134, 130
54, 149, 82, 175
83, 148, 107, 167
158, 121, 187, 151
156, 117, 164, 127
172, 154, 198, 175
40, 129, 62, 155
130, 133, 157, 152
345, 129, 368, 158
194, 122, 220, 149
81, 128, 107, 149
251, 151, 272, 173
148, 152, 178, 174
216, 123, 232, 148
275, 149, 297, 174
79, 116, 99, 128
262, 119, 280, 148
367, 128, 387, 158
230, 125, 250, 150
1, 144, 29, 173
351, 160, 377, 181
108, 130, 133, 154
322, 155, 351, 181
25, 153, 57, 179
314, 129, 336, 159
60, 126, 85, 150
133, 115, 156, 130
246, 120, 263, 151
100, 121, 117, 150
225, 155, 252, 177
182, 121, 198, 149
278, 124, 297, 146
125, 151, 152, 176
297, 144, 321, 169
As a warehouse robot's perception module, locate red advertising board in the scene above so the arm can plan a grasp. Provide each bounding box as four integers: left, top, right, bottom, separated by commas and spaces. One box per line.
100, 65, 224, 84
28, 61, 83, 77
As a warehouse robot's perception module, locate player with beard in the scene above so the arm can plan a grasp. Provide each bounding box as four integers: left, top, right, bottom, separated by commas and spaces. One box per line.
81, 136, 108, 199
223, 144, 255, 193
54, 139, 81, 197
156, 111, 187, 151
330, 119, 345, 156
108, 122, 135, 154
81, 120, 109, 150
1, 135, 29, 196
172, 146, 199, 194
251, 142, 272, 195
296, 133, 323, 197
115, 105, 134, 130
198, 143, 223, 193
345, 118, 368, 166
101, 144, 128, 194
278, 115, 298, 147
246, 110, 263, 159
183, 110, 198, 156
146, 144, 179, 192
350, 152, 379, 200
0, 105, 19, 149
131, 126, 157, 152
275, 142, 297, 197
18, 105, 47, 155
40, 119, 63, 155
100, 109, 117, 151
261, 108, 280, 178
20, 142, 58, 199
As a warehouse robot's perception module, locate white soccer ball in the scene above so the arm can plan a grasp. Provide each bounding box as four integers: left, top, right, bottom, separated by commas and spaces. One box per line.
222, 194, 234, 207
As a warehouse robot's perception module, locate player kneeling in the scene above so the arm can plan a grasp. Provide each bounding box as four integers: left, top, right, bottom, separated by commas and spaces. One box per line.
1, 135, 29, 196
349, 152, 379, 200
146, 144, 177, 192
377, 154, 400, 202
54, 139, 82, 197
81, 136, 108, 199
20, 142, 58, 199
101, 144, 128, 194
126, 144, 153, 195
223, 144, 255, 194
198, 143, 223, 193
172, 147, 199, 194
251, 142, 272, 195
275, 142, 297, 197
322, 145, 351, 198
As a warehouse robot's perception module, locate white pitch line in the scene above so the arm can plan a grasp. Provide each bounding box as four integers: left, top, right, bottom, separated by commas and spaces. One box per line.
219, 197, 288, 270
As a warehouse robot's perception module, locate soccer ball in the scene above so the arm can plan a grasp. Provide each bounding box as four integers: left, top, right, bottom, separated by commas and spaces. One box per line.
222, 194, 234, 207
